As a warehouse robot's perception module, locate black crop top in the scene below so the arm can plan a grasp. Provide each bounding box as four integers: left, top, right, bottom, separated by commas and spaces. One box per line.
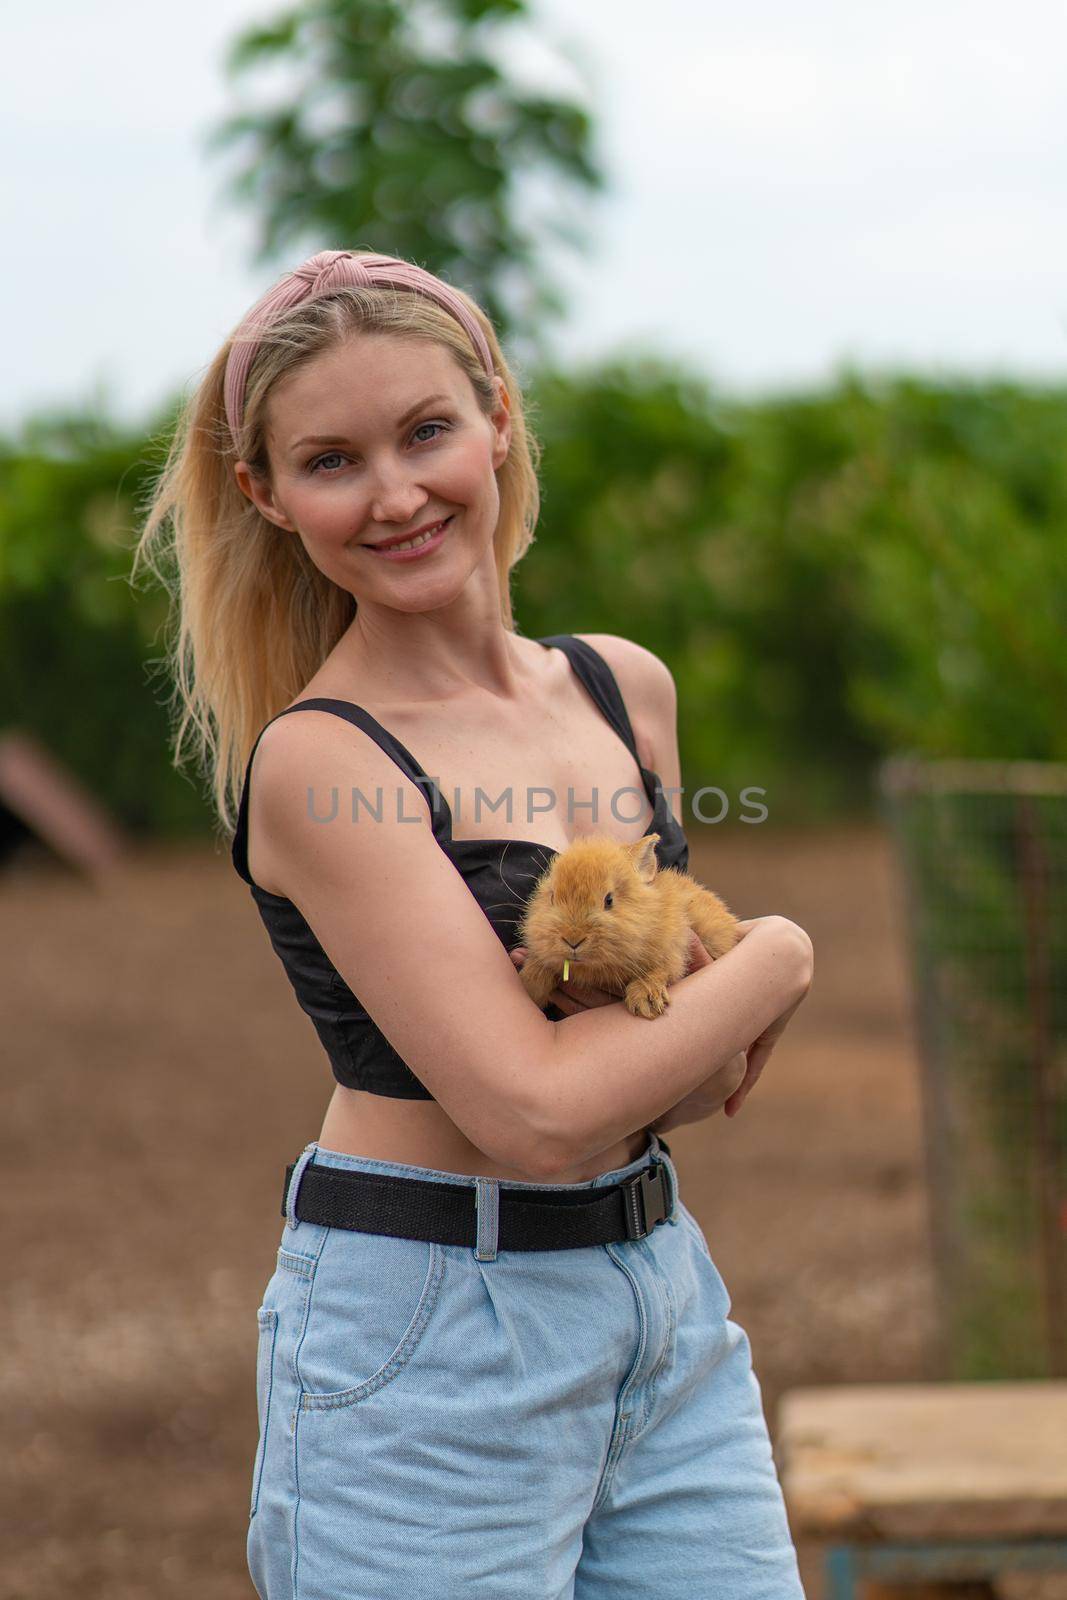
230, 633, 690, 1099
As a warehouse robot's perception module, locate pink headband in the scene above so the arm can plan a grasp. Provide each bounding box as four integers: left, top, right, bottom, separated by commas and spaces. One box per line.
223, 249, 496, 451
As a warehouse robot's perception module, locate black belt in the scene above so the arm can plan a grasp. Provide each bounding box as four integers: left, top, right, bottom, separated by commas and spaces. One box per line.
282, 1141, 675, 1251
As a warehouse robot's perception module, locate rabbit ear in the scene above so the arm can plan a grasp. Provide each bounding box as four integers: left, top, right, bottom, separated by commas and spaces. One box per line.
631, 833, 660, 883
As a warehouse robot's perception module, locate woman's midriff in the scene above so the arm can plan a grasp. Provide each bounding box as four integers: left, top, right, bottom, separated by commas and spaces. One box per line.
317, 1085, 649, 1184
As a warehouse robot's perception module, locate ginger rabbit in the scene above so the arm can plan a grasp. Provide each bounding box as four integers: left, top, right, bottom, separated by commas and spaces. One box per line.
515, 832, 740, 1020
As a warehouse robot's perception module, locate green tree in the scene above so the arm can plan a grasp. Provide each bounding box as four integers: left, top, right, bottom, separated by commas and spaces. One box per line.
5, 373, 1065, 834
0, 393, 212, 834
205, 0, 605, 356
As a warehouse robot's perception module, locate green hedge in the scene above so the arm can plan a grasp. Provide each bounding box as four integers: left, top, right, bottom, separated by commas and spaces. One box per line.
1, 367, 1064, 836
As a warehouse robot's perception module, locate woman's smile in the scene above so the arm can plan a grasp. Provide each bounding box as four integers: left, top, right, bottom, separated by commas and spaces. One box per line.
362, 515, 454, 560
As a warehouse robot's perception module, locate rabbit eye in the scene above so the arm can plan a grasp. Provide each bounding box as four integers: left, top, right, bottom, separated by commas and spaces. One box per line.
603, 892, 614, 910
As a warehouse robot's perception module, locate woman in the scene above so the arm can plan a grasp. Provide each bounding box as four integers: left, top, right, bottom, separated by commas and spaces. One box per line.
135, 249, 813, 1598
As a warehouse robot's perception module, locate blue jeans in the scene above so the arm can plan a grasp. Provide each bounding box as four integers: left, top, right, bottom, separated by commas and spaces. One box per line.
248, 1133, 805, 1599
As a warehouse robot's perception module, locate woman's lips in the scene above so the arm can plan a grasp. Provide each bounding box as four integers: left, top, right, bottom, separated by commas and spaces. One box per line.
365, 516, 453, 561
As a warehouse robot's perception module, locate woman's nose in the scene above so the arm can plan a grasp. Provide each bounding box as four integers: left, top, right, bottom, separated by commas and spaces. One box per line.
370, 493, 428, 525
367, 464, 429, 526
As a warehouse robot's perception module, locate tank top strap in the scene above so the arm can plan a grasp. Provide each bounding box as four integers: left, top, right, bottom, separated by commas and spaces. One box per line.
231, 698, 453, 887
537, 634, 641, 763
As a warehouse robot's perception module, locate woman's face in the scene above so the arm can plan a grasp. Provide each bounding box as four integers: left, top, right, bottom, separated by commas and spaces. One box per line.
235, 333, 511, 608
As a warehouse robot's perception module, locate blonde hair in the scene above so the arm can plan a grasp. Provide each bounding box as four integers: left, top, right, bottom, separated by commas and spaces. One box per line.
131, 272, 542, 839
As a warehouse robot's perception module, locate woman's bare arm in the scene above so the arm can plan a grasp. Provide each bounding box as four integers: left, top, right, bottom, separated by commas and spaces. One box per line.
251, 711, 811, 1180
536, 918, 812, 1170
547, 639, 812, 1151
510, 923, 798, 1142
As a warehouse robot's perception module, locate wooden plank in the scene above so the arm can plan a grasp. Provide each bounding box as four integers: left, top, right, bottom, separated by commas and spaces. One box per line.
778, 1383, 1067, 1541
0, 730, 126, 879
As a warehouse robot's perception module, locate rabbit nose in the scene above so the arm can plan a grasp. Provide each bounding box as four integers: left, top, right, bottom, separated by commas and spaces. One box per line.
565, 938, 584, 954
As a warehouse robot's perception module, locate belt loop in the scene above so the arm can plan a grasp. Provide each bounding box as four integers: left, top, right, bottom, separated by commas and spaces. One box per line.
285, 1142, 318, 1231
475, 1177, 500, 1261
650, 1133, 680, 1225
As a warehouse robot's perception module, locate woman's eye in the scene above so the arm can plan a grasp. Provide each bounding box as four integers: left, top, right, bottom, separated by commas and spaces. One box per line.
309, 421, 449, 473
412, 420, 449, 443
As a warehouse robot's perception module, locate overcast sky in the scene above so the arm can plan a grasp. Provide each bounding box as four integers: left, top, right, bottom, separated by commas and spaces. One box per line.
4, 0, 1065, 430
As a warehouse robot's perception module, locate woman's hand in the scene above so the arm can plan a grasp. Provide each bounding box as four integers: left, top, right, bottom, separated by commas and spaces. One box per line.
720, 917, 814, 1117
508, 947, 621, 1015
644, 927, 746, 1134
509, 923, 729, 1015
657, 919, 812, 1125
647, 1049, 748, 1135
722, 989, 807, 1117
509, 931, 746, 1137
511, 919, 812, 1124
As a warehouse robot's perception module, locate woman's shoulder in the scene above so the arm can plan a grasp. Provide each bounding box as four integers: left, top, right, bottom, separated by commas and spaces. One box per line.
569, 633, 678, 763
569, 632, 674, 696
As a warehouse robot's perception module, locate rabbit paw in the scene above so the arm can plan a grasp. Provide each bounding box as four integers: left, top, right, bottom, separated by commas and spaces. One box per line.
624, 977, 671, 1019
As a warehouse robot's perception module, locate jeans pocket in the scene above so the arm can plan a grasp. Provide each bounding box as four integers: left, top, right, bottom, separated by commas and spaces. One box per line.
250, 1307, 279, 1518
299, 1233, 446, 1412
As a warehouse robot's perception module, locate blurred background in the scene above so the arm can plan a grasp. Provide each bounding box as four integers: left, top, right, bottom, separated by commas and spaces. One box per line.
2, 1, 1065, 1595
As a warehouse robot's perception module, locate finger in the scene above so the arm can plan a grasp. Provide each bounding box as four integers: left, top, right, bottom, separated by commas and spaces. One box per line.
554, 969, 623, 1007
723, 1016, 789, 1117
555, 983, 616, 1011
563, 985, 618, 1009
724, 1056, 767, 1117
684, 930, 721, 979
741, 1040, 774, 1086
559, 964, 623, 1002
724, 1075, 751, 1116
723, 1058, 757, 1117
548, 989, 585, 1016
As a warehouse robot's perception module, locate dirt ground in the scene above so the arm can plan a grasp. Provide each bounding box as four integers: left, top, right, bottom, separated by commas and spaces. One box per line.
2, 821, 1050, 1599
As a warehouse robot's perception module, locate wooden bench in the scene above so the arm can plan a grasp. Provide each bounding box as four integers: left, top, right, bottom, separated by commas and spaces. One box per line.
777, 1383, 1067, 1598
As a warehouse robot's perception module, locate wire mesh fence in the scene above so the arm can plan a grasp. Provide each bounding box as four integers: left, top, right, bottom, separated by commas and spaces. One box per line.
877, 756, 1067, 1380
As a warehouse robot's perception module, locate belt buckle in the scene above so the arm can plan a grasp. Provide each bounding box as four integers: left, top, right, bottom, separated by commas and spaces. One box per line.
620, 1160, 669, 1241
